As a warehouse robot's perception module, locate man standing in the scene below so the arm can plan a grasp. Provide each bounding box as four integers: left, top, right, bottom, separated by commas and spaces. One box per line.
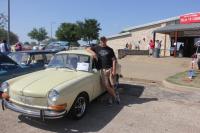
0, 40, 10, 55
87, 36, 120, 104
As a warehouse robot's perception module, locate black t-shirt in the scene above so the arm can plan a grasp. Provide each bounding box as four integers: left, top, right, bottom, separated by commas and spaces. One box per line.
91, 45, 116, 69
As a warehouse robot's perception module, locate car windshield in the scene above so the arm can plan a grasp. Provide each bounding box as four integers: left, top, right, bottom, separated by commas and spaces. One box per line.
9, 53, 29, 65
48, 53, 90, 72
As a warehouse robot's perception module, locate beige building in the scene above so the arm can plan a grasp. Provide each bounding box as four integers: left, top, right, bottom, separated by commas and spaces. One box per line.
107, 14, 200, 57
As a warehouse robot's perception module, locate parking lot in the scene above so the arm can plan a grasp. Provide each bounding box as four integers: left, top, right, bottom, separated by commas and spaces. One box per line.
1, 79, 200, 133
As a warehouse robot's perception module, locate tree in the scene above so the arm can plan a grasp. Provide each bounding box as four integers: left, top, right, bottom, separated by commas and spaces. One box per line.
56, 23, 81, 47
0, 13, 7, 29
28, 27, 48, 44
0, 29, 18, 45
78, 19, 101, 45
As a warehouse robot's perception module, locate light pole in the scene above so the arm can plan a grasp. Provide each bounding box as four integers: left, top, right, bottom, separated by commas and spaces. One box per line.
7, 0, 10, 45
50, 22, 55, 42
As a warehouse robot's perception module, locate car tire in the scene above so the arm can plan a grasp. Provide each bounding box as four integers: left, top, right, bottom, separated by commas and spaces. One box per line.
68, 93, 88, 120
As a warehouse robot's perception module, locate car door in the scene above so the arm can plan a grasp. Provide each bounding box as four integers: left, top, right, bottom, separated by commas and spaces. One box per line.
90, 59, 105, 99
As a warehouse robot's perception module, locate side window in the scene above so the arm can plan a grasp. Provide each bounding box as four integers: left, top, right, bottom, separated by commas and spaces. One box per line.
44, 53, 54, 64
31, 54, 44, 64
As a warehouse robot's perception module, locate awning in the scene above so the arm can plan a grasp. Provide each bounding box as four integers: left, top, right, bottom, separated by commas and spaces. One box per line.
154, 23, 200, 33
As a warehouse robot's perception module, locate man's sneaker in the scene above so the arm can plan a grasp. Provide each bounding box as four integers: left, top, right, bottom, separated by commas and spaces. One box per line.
115, 93, 120, 104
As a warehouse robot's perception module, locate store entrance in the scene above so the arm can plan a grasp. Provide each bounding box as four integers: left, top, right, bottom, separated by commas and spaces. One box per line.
171, 37, 196, 57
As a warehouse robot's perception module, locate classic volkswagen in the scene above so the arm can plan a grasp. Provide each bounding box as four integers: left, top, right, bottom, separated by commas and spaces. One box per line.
1, 50, 106, 119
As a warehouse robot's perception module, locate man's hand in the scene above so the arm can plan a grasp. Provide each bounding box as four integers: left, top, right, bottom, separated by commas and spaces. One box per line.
111, 69, 116, 76
86, 47, 98, 60
92, 53, 98, 61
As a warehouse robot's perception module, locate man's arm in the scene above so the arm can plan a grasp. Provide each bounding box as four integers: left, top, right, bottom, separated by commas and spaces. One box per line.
112, 58, 116, 76
111, 49, 117, 76
86, 47, 98, 60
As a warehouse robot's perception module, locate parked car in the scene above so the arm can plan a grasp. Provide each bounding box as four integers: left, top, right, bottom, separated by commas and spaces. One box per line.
0, 51, 57, 97
1, 50, 120, 120
8, 50, 57, 69
45, 41, 69, 52
0, 53, 22, 97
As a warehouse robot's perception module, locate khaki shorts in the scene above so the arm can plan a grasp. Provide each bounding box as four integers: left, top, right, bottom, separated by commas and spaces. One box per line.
100, 68, 115, 88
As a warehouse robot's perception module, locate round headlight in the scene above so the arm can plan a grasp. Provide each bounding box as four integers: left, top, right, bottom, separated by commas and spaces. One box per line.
1, 82, 9, 93
48, 90, 59, 105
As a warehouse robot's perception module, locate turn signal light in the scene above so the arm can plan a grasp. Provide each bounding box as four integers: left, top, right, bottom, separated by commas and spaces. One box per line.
48, 104, 67, 111
2, 93, 10, 100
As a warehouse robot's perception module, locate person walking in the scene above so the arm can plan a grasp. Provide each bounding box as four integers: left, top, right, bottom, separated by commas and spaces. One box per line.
87, 36, 120, 104
15, 42, 22, 51
0, 40, 10, 55
149, 39, 155, 56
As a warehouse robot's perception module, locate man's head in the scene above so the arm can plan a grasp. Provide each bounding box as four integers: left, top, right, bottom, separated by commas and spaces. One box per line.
100, 36, 107, 47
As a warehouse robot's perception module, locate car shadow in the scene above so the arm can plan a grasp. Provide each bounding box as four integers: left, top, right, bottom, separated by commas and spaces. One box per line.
18, 83, 158, 133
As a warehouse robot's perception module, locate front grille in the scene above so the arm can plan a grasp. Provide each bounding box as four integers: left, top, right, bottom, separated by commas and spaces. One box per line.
10, 92, 47, 107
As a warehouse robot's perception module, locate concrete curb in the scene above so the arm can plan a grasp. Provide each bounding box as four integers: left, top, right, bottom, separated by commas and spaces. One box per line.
162, 80, 200, 92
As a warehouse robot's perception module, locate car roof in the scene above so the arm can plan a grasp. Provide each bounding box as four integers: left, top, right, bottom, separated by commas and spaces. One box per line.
57, 49, 92, 56
11, 50, 57, 54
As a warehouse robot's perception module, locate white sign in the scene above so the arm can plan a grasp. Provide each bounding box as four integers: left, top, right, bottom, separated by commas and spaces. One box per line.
76, 62, 89, 71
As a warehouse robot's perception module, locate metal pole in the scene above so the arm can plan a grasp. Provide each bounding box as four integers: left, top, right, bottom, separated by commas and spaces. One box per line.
7, 0, 10, 46
50, 23, 52, 41
174, 31, 178, 57
164, 33, 167, 57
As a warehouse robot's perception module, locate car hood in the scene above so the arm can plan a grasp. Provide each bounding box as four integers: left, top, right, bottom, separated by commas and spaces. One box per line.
9, 68, 88, 97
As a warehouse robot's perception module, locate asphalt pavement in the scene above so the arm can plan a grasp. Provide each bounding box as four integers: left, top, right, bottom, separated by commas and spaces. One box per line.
1, 80, 200, 133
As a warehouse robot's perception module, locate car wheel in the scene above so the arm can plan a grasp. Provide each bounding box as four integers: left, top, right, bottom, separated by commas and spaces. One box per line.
68, 93, 88, 120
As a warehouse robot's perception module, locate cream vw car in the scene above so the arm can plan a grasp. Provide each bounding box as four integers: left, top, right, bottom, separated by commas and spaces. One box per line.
1, 50, 106, 119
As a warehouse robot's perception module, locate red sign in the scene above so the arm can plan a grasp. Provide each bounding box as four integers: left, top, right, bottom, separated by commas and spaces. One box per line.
180, 12, 200, 24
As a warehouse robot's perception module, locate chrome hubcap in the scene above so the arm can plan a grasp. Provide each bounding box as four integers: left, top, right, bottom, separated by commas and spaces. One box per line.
74, 97, 86, 117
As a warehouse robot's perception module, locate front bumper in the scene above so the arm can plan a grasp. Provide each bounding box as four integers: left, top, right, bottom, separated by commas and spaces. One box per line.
1, 99, 67, 119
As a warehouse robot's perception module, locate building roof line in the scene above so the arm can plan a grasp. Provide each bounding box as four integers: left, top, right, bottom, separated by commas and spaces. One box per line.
107, 32, 131, 39
123, 16, 180, 32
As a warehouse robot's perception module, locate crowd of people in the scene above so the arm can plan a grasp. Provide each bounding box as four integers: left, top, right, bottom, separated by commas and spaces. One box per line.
0, 39, 26, 55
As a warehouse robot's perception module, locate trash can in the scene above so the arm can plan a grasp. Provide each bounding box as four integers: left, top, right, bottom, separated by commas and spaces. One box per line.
153, 48, 160, 58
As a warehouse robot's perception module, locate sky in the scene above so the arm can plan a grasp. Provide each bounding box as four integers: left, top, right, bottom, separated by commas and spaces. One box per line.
0, 0, 200, 42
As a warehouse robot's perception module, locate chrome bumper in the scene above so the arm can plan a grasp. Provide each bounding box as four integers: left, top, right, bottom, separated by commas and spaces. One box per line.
1, 99, 67, 119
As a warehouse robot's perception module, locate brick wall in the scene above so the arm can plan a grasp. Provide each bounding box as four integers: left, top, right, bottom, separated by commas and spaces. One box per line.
107, 23, 172, 56
118, 49, 149, 59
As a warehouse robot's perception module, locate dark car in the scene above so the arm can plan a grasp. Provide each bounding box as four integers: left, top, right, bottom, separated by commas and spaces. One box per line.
0, 53, 26, 96
0, 50, 57, 96
8, 50, 57, 69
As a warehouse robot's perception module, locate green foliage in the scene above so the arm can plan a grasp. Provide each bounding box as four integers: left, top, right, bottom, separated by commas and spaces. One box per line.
55, 19, 101, 46
0, 13, 7, 29
28, 27, 48, 43
78, 19, 101, 44
56, 23, 81, 47
0, 29, 18, 45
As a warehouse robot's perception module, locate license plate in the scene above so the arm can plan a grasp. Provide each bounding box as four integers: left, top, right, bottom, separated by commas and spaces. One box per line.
17, 95, 33, 104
